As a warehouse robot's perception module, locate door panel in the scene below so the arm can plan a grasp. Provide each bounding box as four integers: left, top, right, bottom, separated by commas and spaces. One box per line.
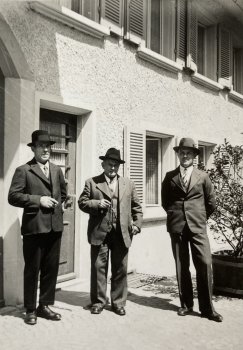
40, 108, 77, 277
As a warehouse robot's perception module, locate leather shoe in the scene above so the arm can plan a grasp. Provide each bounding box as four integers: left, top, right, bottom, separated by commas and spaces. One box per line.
201, 311, 223, 322
36, 305, 61, 321
25, 310, 37, 325
112, 306, 126, 316
90, 305, 104, 314
177, 307, 193, 316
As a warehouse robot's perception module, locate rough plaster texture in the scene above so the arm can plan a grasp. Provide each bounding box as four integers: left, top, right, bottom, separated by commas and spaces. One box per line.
0, 2, 243, 302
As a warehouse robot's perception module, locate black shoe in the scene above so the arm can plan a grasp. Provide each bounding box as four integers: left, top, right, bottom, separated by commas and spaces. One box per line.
112, 306, 126, 316
201, 311, 223, 322
25, 310, 37, 325
90, 305, 104, 314
36, 305, 61, 321
177, 307, 193, 316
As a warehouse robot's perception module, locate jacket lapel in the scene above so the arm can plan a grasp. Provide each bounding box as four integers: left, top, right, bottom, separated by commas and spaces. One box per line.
187, 168, 200, 193
118, 176, 126, 201
29, 158, 51, 187
96, 173, 111, 199
172, 167, 185, 192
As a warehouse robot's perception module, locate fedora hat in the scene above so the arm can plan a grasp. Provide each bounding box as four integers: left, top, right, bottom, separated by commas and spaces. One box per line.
27, 130, 56, 147
99, 148, 125, 164
173, 138, 200, 155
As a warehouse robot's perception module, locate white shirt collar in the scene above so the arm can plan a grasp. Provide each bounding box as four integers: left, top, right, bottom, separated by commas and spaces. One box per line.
37, 160, 49, 170
180, 165, 193, 177
104, 174, 117, 184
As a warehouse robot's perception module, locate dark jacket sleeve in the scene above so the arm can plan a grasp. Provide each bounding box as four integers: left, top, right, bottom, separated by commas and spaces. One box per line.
8, 166, 41, 209
78, 179, 100, 216
161, 173, 170, 212
131, 180, 143, 230
203, 173, 216, 218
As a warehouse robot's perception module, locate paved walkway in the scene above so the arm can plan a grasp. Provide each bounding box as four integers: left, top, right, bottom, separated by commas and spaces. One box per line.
0, 279, 243, 350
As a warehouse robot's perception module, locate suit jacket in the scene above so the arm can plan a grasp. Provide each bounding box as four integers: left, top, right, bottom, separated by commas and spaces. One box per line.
78, 173, 143, 248
8, 158, 67, 235
162, 167, 216, 234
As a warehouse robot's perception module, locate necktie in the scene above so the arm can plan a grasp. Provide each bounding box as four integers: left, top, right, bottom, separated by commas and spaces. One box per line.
182, 168, 188, 188
43, 165, 49, 178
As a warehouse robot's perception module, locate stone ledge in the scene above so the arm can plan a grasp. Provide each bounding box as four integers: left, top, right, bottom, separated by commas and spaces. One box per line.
137, 47, 183, 74
191, 72, 223, 92
228, 90, 243, 104
29, 1, 110, 39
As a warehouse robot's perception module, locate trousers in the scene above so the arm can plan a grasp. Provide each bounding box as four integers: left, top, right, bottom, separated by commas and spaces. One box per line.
23, 231, 62, 310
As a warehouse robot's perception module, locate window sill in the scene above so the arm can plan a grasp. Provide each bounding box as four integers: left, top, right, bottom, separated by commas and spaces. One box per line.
29, 1, 110, 39
229, 90, 243, 104
191, 73, 223, 92
137, 47, 183, 74
143, 206, 167, 224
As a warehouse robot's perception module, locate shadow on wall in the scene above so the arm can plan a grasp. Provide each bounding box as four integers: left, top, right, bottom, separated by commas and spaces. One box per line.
4, 218, 24, 306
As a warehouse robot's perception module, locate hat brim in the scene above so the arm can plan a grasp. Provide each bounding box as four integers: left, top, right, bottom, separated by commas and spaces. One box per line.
27, 140, 56, 147
173, 146, 200, 155
99, 156, 125, 164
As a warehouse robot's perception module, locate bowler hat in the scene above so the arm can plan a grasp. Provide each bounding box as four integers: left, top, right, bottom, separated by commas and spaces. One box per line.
27, 130, 56, 147
173, 138, 200, 155
99, 148, 125, 164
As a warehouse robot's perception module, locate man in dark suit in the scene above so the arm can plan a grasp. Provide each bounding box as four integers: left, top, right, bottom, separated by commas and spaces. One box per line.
78, 148, 143, 316
162, 138, 223, 322
8, 130, 67, 325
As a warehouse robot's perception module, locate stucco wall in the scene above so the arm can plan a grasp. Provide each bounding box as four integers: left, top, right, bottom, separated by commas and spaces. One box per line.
1, 1, 243, 292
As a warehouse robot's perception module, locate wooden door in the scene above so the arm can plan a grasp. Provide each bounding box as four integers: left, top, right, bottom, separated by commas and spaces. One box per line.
40, 108, 77, 278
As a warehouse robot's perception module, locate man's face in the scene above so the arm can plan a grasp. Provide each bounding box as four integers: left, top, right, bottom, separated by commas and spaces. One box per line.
31, 142, 51, 164
102, 159, 120, 178
177, 148, 196, 168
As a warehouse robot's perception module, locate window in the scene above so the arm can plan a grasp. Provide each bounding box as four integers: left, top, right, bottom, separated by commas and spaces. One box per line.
146, 136, 161, 205
147, 0, 177, 61
124, 127, 173, 209
198, 142, 215, 169
233, 48, 243, 95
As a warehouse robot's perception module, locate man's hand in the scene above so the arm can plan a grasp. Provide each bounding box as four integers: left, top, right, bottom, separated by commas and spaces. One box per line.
131, 225, 140, 235
98, 199, 111, 209
40, 196, 58, 209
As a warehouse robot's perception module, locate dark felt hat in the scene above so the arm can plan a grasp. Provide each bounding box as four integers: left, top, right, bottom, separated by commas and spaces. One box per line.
27, 130, 56, 147
99, 148, 125, 164
173, 138, 200, 155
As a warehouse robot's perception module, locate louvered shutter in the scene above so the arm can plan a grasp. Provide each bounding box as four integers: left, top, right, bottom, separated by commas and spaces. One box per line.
186, 0, 197, 71
124, 126, 146, 206
124, 0, 145, 44
205, 25, 217, 81
233, 48, 243, 94
100, 0, 124, 36
218, 26, 232, 88
176, 0, 187, 65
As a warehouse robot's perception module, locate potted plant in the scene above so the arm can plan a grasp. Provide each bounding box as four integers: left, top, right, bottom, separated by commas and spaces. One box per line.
206, 140, 243, 297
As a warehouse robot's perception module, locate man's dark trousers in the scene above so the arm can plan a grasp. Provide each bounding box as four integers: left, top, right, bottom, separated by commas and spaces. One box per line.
170, 224, 214, 314
90, 225, 128, 308
23, 231, 62, 310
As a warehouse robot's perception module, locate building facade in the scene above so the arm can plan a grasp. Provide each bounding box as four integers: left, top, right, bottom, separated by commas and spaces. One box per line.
0, 0, 243, 306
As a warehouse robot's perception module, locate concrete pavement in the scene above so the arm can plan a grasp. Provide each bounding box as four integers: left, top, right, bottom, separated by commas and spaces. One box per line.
0, 279, 242, 350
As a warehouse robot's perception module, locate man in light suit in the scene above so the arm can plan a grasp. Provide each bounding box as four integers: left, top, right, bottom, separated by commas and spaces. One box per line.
78, 148, 143, 316
8, 130, 67, 325
162, 138, 223, 322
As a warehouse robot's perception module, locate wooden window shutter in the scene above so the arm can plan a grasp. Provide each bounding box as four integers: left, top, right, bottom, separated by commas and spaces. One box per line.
100, 0, 124, 36
124, 126, 146, 206
186, 0, 197, 71
218, 26, 232, 88
233, 48, 243, 94
176, 0, 187, 65
205, 25, 217, 81
124, 0, 145, 45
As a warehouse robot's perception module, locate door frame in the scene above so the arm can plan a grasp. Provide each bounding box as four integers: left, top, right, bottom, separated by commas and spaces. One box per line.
35, 91, 96, 283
